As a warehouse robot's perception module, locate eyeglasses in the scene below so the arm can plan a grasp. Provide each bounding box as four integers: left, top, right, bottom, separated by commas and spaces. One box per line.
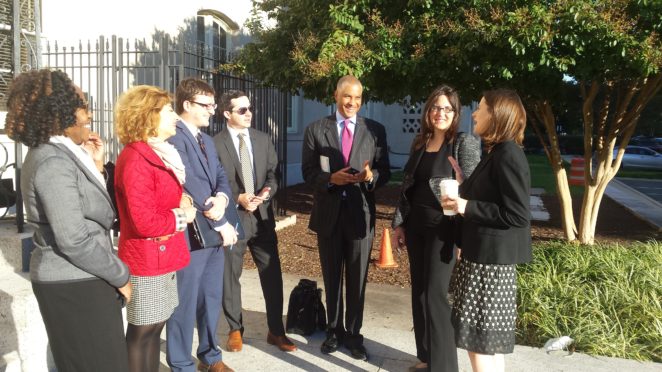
430, 105, 455, 114
232, 106, 251, 115
191, 101, 217, 111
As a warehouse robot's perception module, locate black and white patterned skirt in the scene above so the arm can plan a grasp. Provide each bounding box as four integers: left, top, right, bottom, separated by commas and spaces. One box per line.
127, 272, 179, 326
449, 258, 517, 354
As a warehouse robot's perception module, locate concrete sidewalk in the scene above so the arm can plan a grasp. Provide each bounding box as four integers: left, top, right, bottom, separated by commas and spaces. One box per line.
156, 269, 661, 372
605, 178, 662, 232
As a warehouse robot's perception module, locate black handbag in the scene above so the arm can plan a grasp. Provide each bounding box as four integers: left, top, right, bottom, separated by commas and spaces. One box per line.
286, 279, 327, 335
190, 202, 244, 249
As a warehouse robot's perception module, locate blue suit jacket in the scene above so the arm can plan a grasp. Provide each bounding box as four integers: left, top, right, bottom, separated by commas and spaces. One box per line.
169, 121, 234, 249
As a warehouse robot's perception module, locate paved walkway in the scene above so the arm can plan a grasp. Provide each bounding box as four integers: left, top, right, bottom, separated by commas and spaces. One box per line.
153, 269, 661, 372
605, 178, 662, 231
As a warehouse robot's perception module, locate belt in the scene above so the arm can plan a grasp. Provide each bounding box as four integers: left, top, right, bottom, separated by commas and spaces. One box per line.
147, 234, 175, 242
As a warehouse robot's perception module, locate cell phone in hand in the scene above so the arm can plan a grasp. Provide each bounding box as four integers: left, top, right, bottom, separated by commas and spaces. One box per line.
347, 168, 360, 175
251, 187, 271, 201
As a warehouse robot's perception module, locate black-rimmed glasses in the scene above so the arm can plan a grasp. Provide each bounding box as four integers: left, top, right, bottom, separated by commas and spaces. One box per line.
430, 105, 454, 114
191, 101, 217, 110
232, 106, 251, 115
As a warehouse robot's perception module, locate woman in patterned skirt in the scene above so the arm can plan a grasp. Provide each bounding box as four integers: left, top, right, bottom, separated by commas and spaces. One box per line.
114, 86, 196, 372
442, 89, 532, 372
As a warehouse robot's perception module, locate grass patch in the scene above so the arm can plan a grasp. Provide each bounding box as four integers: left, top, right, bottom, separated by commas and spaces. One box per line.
528, 154, 662, 195
517, 240, 662, 362
527, 154, 584, 196
388, 170, 403, 185
617, 169, 662, 180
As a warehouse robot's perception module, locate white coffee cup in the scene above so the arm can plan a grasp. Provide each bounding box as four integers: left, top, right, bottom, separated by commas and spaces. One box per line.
439, 178, 459, 216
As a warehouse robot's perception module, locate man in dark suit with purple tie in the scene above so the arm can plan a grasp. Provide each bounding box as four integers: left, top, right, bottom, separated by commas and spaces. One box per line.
301, 75, 391, 361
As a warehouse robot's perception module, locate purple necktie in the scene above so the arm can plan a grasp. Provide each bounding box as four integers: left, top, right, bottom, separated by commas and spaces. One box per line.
341, 119, 353, 165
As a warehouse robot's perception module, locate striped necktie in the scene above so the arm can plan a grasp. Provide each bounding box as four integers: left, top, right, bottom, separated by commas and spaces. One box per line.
196, 132, 209, 164
238, 133, 255, 195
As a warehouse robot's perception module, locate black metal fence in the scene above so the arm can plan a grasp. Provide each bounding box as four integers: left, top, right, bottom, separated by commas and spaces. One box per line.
43, 34, 289, 215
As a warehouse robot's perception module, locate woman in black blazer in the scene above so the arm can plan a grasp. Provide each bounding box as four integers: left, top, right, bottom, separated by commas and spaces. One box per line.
392, 85, 481, 372
442, 89, 531, 372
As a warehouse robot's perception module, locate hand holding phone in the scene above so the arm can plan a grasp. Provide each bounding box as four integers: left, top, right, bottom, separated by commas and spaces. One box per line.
251, 187, 271, 202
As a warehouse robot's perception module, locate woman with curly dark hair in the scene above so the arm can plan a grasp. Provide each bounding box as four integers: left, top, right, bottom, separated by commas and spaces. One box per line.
5, 69, 131, 372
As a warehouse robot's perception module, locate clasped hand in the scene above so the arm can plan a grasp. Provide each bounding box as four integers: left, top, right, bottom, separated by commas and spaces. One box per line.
203, 195, 228, 221
329, 160, 373, 186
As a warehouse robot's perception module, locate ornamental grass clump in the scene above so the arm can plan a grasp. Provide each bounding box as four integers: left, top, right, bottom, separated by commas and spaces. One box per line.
516, 240, 661, 362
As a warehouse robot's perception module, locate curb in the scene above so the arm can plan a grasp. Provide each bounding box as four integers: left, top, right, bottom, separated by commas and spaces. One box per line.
606, 178, 662, 232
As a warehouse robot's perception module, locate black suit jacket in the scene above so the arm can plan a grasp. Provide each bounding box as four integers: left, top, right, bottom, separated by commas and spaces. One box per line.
213, 127, 279, 229
301, 115, 390, 238
460, 141, 532, 264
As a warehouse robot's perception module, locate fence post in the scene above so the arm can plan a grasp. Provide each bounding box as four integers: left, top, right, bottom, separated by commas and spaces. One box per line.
12, 0, 24, 232
97, 35, 106, 146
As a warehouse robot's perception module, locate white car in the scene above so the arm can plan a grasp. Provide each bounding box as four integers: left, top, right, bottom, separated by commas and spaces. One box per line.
614, 146, 662, 171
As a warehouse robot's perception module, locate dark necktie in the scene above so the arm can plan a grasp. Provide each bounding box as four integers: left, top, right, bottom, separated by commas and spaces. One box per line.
196, 132, 209, 164
341, 119, 353, 166
238, 133, 255, 195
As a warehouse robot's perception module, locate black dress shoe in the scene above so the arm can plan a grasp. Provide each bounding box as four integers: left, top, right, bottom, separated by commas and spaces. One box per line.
346, 344, 368, 361
320, 333, 340, 354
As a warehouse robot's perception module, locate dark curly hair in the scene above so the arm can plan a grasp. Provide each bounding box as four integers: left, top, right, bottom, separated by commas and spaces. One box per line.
4, 69, 86, 147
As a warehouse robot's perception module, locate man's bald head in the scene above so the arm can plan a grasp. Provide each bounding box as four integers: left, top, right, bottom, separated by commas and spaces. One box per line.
336, 75, 363, 91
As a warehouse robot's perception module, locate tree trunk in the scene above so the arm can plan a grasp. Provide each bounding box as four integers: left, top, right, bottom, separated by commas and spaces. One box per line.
576, 75, 662, 244
530, 100, 577, 241
555, 167, 576, 241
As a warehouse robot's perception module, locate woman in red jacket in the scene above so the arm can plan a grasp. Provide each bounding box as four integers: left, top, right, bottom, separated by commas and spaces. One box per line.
114, 85, 196, 372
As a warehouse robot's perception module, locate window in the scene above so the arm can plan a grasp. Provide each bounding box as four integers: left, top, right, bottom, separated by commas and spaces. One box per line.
196, 10, 238, 65
287, 94, 300, 134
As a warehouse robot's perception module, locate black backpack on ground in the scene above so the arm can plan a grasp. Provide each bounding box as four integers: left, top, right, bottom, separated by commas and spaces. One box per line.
286, 279, 326, 335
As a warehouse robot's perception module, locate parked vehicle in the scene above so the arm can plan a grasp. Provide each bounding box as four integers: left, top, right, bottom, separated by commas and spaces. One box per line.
614, 146, 662, 171
630, 136, 662, 153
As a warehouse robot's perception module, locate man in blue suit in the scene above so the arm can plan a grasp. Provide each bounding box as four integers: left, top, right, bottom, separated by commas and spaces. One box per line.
166, 78, 237, 372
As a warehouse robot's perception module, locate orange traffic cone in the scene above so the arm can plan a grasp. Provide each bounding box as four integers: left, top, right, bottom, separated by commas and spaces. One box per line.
375, 228, 398, 268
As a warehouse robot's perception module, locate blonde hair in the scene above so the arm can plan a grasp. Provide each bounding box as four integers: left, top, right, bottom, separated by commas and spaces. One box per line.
115, 85, 172, 145
480, 89, 526, 150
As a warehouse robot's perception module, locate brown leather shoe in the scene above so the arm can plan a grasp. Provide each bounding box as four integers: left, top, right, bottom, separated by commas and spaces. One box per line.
197, 361, 234, 372
267, 331, 297, 352
226, 330, 243, 352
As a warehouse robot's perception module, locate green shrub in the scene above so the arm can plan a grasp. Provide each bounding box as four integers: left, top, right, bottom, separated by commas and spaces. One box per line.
516, 240, 662, 362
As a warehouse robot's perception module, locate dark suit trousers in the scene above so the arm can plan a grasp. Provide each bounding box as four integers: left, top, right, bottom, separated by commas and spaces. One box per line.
223, 211, 285, 335
32, 279, 129, 372
166, 247, 225, 371
405, 219, 458, 372
318, 203, 373, 347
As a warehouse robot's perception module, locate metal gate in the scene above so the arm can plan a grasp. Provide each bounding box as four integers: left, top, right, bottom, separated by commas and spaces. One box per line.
41, 33, 289, 215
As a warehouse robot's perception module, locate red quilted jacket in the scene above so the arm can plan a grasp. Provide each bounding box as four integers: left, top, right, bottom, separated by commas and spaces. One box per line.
115, 142, 190, 276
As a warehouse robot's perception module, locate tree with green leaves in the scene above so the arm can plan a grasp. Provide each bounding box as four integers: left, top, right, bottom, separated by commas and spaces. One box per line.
235, 0, 662, 245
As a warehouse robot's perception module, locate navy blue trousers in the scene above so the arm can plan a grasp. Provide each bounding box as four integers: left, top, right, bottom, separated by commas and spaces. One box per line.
166, 247, 225, 372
